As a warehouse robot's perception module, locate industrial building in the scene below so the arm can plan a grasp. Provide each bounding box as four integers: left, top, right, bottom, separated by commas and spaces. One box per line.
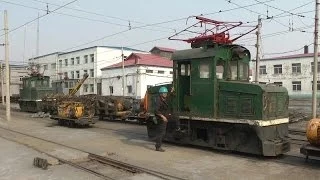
101, 47, 175, 99
251, 46, 317, 98
29, 46, 145, 95
0, 63, 29, 99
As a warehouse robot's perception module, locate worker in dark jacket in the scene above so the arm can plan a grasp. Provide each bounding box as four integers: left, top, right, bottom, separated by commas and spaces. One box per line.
154, 86, 181, 152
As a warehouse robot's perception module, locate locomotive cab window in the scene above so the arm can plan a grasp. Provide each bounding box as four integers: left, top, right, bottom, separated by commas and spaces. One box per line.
227, 60, 249, 81
199, 63, 210, 78
180, 64, 190, 76
216, 60, 224, 79
31, 80, 36, 88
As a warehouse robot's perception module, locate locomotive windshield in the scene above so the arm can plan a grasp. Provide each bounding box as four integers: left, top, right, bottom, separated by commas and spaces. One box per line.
228, 59, 249, 81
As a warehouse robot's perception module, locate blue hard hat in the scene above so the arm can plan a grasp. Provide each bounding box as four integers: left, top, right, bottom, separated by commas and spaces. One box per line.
159, 86, 168, 93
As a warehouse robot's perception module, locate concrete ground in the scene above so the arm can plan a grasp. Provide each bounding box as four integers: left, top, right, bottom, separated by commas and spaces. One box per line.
0, 137, 101, 180
0, 107, 320, 180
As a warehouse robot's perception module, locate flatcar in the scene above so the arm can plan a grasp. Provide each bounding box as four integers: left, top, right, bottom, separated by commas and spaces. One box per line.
144, 16, 290, 156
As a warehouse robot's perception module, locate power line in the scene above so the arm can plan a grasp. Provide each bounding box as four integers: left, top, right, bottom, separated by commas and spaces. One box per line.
25, 0, 177, 31
253, 0, 313, 19
0, 0, 80, 37
0, 0, 174, 34
237, 24, 314, 43
272, 1, 314, 19
263, 43, 313, 56
225, 0, 291, 29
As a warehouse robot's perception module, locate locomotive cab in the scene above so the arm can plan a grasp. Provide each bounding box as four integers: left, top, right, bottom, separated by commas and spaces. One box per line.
145, 43, 290, 156
19, 75, 53, 112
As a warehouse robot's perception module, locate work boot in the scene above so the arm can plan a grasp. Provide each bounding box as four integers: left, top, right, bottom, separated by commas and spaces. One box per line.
155, 147, 165, 152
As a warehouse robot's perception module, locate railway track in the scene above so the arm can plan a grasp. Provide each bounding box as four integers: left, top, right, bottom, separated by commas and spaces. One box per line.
0, 126, 186, 180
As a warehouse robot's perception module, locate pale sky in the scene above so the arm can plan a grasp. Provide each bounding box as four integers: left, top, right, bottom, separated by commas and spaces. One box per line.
0, 0, 315, 65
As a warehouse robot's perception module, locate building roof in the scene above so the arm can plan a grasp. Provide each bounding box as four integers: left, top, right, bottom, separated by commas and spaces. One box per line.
29, 46, 146, 60
29, 52, 62, 60
150, 46, 176, 53
101, 53, 173, 70
262, 53, 320, 61
59, 46, 146, 56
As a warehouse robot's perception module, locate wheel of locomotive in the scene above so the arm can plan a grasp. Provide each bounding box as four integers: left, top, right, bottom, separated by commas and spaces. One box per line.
58, 119, 63, 126
69, 120, 75, 128
138, 118, 144, 125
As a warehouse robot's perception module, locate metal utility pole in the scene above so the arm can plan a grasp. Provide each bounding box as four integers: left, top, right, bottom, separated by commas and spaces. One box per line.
255, 15, 262, 82
36, 12, 40, 56
23, 26, 27, 65
312, 0, 320, 119
4, 10, 10, 121
121, 47, 125, 97
0, 63, 3, 105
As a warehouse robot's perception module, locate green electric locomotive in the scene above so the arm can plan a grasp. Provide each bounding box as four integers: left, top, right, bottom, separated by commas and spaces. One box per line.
19, 72, 53, 112
144, 17, 290, 156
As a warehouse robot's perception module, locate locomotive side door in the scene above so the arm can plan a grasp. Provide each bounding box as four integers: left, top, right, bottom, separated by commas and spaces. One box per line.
189, 58, 215, 117
176, 61, 191, 112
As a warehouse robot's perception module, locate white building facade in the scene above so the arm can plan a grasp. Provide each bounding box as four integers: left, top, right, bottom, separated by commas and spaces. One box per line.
29, 46, 145, 95
251, 51, 319, 98
101, 52, 173, 99
0, 64, 29, 97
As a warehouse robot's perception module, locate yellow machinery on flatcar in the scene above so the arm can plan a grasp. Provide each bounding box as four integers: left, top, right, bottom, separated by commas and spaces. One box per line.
57, 73, 89, 119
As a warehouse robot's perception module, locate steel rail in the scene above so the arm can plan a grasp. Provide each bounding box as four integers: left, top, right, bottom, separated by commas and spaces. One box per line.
0, 126, 186, 180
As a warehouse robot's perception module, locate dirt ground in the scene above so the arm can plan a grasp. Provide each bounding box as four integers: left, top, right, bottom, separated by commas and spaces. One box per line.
0, 107, 320, 180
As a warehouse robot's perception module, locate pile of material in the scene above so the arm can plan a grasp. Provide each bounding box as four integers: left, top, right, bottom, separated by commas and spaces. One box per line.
289, 109, 309, 123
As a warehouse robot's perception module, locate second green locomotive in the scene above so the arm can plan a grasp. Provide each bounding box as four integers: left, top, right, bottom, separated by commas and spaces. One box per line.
19, 72, 53, 112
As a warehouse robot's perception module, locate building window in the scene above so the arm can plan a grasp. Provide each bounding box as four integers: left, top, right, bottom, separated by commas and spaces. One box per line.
64, 72, 68, 78
71, 71, 74, 79
51, 63, 56, 69
158, 70, 165, 74
83, 84, 88, 93
259, 65, 267, 74
90, 84, 94, 92
127, 85, 132, 94
83, 69, 88, 75
64, 59, 68, 66
43, 65, 48, 70
59, 60, 62, 68
292, 81, 301, 91
71, 58, 75, 65
170, 71, 173, 74
76, 57, 80, 64
292, 63, 301, 73
199, 63, 210, 78
311, 62, 320, 72
90, 69, 94, 77
311, 81, 320, 90
146, 70, 153, 73
109, 86, 113, 94
274, 82, 283, 87
274, 64, 282, 74
90, 54, 94, 62
76, 71, 80, 79
84, 55, 88, 63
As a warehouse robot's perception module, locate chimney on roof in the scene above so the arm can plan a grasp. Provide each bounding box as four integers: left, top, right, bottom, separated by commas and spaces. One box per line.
304, 45, 309, 54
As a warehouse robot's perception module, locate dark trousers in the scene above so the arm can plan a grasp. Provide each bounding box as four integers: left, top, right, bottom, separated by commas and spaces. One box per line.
155, 120, 167, 149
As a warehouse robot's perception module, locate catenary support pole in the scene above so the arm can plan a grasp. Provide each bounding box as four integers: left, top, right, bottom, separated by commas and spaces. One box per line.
4, 10, 11, 121
255, 15, 262, 82
312, 0, 320, 118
